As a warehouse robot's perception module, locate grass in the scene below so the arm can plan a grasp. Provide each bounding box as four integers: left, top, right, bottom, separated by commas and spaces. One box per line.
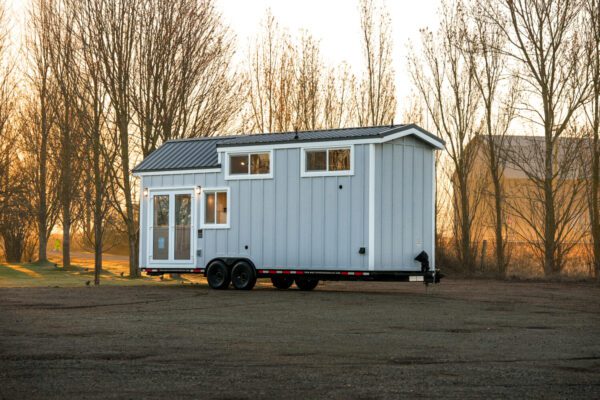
0, 252, 204, 288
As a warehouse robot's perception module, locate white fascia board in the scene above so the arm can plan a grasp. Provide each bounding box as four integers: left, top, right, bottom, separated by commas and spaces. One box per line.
133, 168, 221, 177
380, 127, 445, 149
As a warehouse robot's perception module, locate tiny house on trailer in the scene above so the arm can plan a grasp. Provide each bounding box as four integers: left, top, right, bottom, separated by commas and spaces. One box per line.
133, 124, 445, 290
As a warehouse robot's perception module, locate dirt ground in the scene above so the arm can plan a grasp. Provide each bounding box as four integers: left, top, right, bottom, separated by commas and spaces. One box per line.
1, 279, 599, 399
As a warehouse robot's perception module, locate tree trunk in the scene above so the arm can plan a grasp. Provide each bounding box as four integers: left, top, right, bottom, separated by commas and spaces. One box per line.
591, 122, 600, 282
118, 114, 139, 278
60, 112, 72, 269
4, 237, 24, 263
37, 87, 49, 264
458, 172, 474, 273
93, 132, 102, 285
544, 135, 557, 276
491, 170, 506, 277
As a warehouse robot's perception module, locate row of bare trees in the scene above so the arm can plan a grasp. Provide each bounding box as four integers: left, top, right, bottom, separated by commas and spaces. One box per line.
0, 0, 240, 281
243, 0, 396, 133
410, 0, 600, 278
0, 0, 397, 281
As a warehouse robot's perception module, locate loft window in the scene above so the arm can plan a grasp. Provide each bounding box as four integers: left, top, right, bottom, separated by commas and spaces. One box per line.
227, 151, 272, 179
202, 189, 229, 228
303, 147, 352, 176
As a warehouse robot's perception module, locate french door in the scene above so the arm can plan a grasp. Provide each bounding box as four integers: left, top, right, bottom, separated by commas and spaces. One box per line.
148, 189, 195, 266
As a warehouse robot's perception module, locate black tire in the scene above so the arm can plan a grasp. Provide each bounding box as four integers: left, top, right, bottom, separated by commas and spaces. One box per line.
206, 260, 230, 290
271, 275, 294, 289
294, 276, 319, 291
231, 261, 257, 290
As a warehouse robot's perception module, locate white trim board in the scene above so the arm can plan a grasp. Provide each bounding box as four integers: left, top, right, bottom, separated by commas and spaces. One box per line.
146, 187, 197, 268
199, 186, 231, 229
368, 143, 375, 271
300, 144, 355, 178
134, 168, 221, 177
224, 149, 274, 180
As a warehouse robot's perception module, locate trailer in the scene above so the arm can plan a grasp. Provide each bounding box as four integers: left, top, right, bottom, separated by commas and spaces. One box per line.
133, 124, 445, 290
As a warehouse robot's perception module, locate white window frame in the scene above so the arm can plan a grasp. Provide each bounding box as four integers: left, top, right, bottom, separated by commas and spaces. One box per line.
200, 187, 231, 229
300, 144, 354, 177
224, 150, 273, 180
146, 187, 197, 267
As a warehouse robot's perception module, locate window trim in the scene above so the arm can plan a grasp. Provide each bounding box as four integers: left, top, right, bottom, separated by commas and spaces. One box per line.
200, 187, 231, 229
224, 150, 273, 180
300, 144, 354, 177
146, 187, 197, 267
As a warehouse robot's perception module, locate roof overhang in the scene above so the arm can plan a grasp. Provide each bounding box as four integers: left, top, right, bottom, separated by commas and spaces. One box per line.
215, 126, 445, 153
132, 167, 221, 177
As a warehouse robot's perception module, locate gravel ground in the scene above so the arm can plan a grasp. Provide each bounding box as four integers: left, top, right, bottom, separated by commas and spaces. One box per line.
1, 278, 599, 399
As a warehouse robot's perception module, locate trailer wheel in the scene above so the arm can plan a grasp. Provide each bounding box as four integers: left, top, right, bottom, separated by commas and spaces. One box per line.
206, 260, 230, 290
271, 275, 294, 289
231, 261, 256, 290
294, 276, 319, 291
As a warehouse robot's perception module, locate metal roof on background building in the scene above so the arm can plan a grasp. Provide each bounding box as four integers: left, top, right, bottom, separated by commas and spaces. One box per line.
132, 124, 444, 173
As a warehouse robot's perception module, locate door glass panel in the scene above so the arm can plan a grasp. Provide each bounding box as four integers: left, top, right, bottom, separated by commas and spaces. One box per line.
205, 192, 216, 224
153, 195, 169, 260
216, 192, 228, 224
174, 194, 191, 260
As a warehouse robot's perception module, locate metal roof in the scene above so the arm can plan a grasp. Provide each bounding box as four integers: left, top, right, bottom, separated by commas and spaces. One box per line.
132, 136, 235, 173
132, 124, 444, 173
221, 125, 406, 146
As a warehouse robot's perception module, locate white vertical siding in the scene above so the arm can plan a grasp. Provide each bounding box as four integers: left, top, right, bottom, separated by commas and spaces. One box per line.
139, 139, 434, 271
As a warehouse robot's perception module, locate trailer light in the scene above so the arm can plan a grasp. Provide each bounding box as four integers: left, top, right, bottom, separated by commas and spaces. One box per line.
195, 186, 202, 196
143, 187, 148, 197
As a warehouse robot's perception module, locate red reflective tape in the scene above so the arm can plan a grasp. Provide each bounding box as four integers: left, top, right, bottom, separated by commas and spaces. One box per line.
296, 270, 304, 275
341, 271, 349, 276
355, 271, 363, 276
283, 270, 290, 274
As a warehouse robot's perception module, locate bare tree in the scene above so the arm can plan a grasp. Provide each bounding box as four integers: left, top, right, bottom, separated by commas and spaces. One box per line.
244, 12, 296, 133
81, 0, 139, 277
465, 3, 518, 276
409, 0, 484, 273
45, 0, 85, 269
293, 32, 323, 131
486, 0, 589, 275
133, 0, 239, 156
355, 0, 396, 126
322, 63, 357, 129
66, 0, 117, 284
25, 0, 58, 264
582, 0, 600, 280
244, 11, 361, 133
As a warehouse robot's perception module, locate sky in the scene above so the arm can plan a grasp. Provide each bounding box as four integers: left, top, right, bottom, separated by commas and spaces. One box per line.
218, 0, 440, 118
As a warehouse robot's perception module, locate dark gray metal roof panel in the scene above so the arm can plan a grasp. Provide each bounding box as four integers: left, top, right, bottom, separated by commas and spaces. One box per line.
132, 125, 445, 173
220, 125, 401, 146
132, 136, 235, 172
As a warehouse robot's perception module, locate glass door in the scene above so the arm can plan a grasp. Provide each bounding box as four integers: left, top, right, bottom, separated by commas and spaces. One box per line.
149, 190, 195, 265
